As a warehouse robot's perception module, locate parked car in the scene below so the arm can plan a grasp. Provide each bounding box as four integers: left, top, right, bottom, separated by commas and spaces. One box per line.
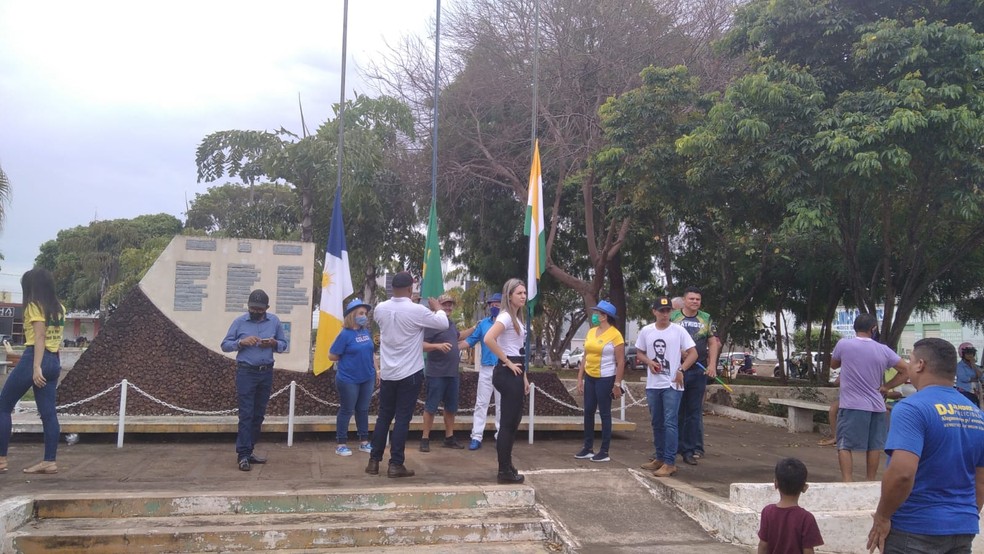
773, 352, 836, 382
560, 349, 571, 367
718, 352, 747, 374
625, 345, 646, 370
566, 347, 584, 369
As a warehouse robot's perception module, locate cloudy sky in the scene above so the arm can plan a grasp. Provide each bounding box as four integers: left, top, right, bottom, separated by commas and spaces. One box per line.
0, 0, 439, 300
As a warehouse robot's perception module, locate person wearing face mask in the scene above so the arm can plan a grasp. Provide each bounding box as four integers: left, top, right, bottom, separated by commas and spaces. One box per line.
460, 292, 503, 451
830, 313, 909, 482
221, 289, 288, 472
328, 298, 378, 456
955, 342, 982, 407
574, 300, 625, 463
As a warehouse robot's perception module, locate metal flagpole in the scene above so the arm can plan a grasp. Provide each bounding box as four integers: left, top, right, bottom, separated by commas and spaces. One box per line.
335, 0, 350, 197
431, 0, 441, 200
525, 0, 540, 373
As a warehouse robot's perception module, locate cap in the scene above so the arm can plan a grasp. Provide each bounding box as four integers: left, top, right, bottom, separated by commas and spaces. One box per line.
392, 271, 413, 289
592, 300, 617, 319
437, 294, 455, 305
652, 296, 672, 310
959, 342, 977, 356
487, 293, 503, 304
344, 298, 371, 316
247, 289, 269, 309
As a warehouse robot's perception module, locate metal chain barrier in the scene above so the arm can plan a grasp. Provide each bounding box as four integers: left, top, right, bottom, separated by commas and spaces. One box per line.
16, 381, 125, 414
126, 382, 238, 415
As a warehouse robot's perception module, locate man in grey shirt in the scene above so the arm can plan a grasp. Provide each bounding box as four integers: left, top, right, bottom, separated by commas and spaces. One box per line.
420, 294, 469, 451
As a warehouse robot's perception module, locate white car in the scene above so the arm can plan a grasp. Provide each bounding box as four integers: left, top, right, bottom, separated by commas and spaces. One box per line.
566, 347, 584, 369
560, 349, 571, 367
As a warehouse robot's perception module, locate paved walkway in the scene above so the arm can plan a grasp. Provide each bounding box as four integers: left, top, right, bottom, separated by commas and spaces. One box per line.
2, 404, 852, 552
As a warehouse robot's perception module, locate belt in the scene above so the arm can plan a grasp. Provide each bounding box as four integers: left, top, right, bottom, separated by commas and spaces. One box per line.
237, 362, 273, 371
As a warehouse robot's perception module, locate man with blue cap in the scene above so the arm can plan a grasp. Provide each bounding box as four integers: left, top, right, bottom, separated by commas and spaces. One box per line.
461, 292, 503, 450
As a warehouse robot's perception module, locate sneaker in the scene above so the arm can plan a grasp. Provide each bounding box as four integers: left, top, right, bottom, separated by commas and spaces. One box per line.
335, 445, 353, 457
574, 447, 594, 459
591, 451, 610, 463
358, 443, 372, 454
238, 458, 251, 472
419, 438, 430, 452
468, 439, 482, 451
443, 436, 464, 449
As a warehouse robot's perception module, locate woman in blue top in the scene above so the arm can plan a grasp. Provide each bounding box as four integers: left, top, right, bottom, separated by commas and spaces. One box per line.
328, 299, 378, 456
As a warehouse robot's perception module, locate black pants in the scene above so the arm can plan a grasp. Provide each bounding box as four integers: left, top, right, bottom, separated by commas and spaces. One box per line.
492, 359, 525, 473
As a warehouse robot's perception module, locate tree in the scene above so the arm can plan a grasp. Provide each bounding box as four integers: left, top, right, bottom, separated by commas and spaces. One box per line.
185, 182, 299, 240
705, 0, 984, 347
0, 163, 9, 230
36, 214, 183, 313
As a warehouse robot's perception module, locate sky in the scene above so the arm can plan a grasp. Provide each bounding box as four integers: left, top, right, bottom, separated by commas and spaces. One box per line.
0, 0, 440, 301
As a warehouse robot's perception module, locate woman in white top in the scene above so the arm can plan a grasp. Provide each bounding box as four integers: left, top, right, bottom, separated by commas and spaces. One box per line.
483, 278, 528, 484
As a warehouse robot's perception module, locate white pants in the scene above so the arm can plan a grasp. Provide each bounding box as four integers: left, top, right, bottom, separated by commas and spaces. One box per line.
471, 364, 501, 441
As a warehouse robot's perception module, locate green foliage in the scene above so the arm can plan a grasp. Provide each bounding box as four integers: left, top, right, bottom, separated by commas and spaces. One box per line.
36, 214, 183, 312
764, 403, 787, 417
793, 329, 842, 352
185, 182, 299, 240
793, 385, 825, 403
735, 392, 762, 413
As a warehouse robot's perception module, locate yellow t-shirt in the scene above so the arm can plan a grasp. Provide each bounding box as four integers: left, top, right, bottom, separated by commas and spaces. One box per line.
583, 325, 624, 378
23, 302, 66, 352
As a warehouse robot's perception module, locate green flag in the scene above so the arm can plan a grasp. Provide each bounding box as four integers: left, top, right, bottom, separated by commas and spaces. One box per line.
421, 198, 444, 299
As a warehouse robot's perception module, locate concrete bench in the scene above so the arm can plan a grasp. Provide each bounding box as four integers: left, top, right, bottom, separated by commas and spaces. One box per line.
768, 398, 829, 433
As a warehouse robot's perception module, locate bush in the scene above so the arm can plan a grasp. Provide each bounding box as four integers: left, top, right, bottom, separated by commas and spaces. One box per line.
735, 392, 762, 413
794, 385, 825, 403
764, 403, 788, 417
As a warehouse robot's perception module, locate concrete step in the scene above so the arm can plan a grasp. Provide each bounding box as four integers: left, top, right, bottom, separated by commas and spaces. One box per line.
6, 487, 555, 553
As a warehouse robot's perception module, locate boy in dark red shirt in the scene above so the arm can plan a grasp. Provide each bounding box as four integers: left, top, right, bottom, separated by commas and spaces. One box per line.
758, 458, 824, 554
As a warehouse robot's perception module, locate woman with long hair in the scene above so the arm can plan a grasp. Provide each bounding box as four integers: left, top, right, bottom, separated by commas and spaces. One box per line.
0, 268, 65, 474
328, 298, 378, 456
575, 300, 625, 463
483, 278, 528, 484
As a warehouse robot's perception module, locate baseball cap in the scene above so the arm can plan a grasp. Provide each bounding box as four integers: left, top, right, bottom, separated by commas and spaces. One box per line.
487, 293, 503, 304
392, 271, 413, 289
344, 298, 371, 316
592, 300, 617, 319
247, 289, 269, 309
651, 296, 672, 311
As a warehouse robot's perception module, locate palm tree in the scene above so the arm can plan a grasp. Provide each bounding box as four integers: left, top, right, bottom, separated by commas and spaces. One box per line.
0, 163, 8, 228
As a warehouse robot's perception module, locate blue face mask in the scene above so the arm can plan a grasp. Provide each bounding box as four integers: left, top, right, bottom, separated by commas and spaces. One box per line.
489, 306, 500, 319
355, 315, 369, 327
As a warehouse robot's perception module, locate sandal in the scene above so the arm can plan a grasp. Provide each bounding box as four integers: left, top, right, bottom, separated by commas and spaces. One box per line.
817, 437, 836, 447
0, 457, 7, 473
23, 461, 57, 474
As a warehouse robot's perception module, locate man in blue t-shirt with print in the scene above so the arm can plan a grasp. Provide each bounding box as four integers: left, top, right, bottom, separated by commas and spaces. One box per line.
867, 337, 984, 554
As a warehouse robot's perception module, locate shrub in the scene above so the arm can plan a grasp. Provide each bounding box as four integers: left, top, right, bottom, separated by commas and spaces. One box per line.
764, 403, 788, 417
794, 385, 824, 403
735, 392, 762, 413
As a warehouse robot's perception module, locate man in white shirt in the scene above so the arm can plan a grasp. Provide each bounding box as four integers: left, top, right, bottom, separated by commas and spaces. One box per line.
635, 296, 697, 477
365, 271, 448, 478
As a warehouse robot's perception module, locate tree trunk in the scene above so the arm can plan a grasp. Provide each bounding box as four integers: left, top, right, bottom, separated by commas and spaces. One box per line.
607, 251, 627, 336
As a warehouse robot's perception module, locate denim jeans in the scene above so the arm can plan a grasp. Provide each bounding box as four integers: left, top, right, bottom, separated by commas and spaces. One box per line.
647, 387, 682, 465
678, 368, 706, 456
582, 374, 615, 453
492, 361, 525, 474
235, 367, 273, 459
884, 529, 974, 554
335, 377, 373, 443
0, 347, 61, 461
370, 370, 423, 467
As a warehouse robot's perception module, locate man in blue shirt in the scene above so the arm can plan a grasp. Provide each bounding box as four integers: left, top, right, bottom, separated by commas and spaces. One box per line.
956, 342, 982, 407
867, 337, 984, 553
221, 289, 288, 472
461, 293, 502, 450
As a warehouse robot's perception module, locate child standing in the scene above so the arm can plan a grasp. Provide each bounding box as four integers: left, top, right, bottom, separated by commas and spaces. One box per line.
758, 458, 824, 554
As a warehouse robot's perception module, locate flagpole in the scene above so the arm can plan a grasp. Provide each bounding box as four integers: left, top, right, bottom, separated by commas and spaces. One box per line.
419, 0, 444, 302
335, 0, 349, 198
431, 0, 441, 201
525, 0, 541, 369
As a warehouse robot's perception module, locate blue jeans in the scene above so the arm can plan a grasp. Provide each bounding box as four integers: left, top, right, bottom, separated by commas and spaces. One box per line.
647, 387, 682, 466
335, 377, 373, 443
370, 370, 423, 467
582, 374, 614, 453
884, 529, 974, 554
0, 348, 61, 461
678, 368, 706, 456
235, 367, 273, 459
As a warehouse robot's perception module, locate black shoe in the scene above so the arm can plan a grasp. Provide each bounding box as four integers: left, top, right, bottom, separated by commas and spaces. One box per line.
419, 438, 430, 452
683, 454, 698, 466
387, 464, 415, 478
238, 457, 251, 472
497, 470, 525, 484
247, 454, 267, 464
365, 459, 380, 475
443, 436, 464, 449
